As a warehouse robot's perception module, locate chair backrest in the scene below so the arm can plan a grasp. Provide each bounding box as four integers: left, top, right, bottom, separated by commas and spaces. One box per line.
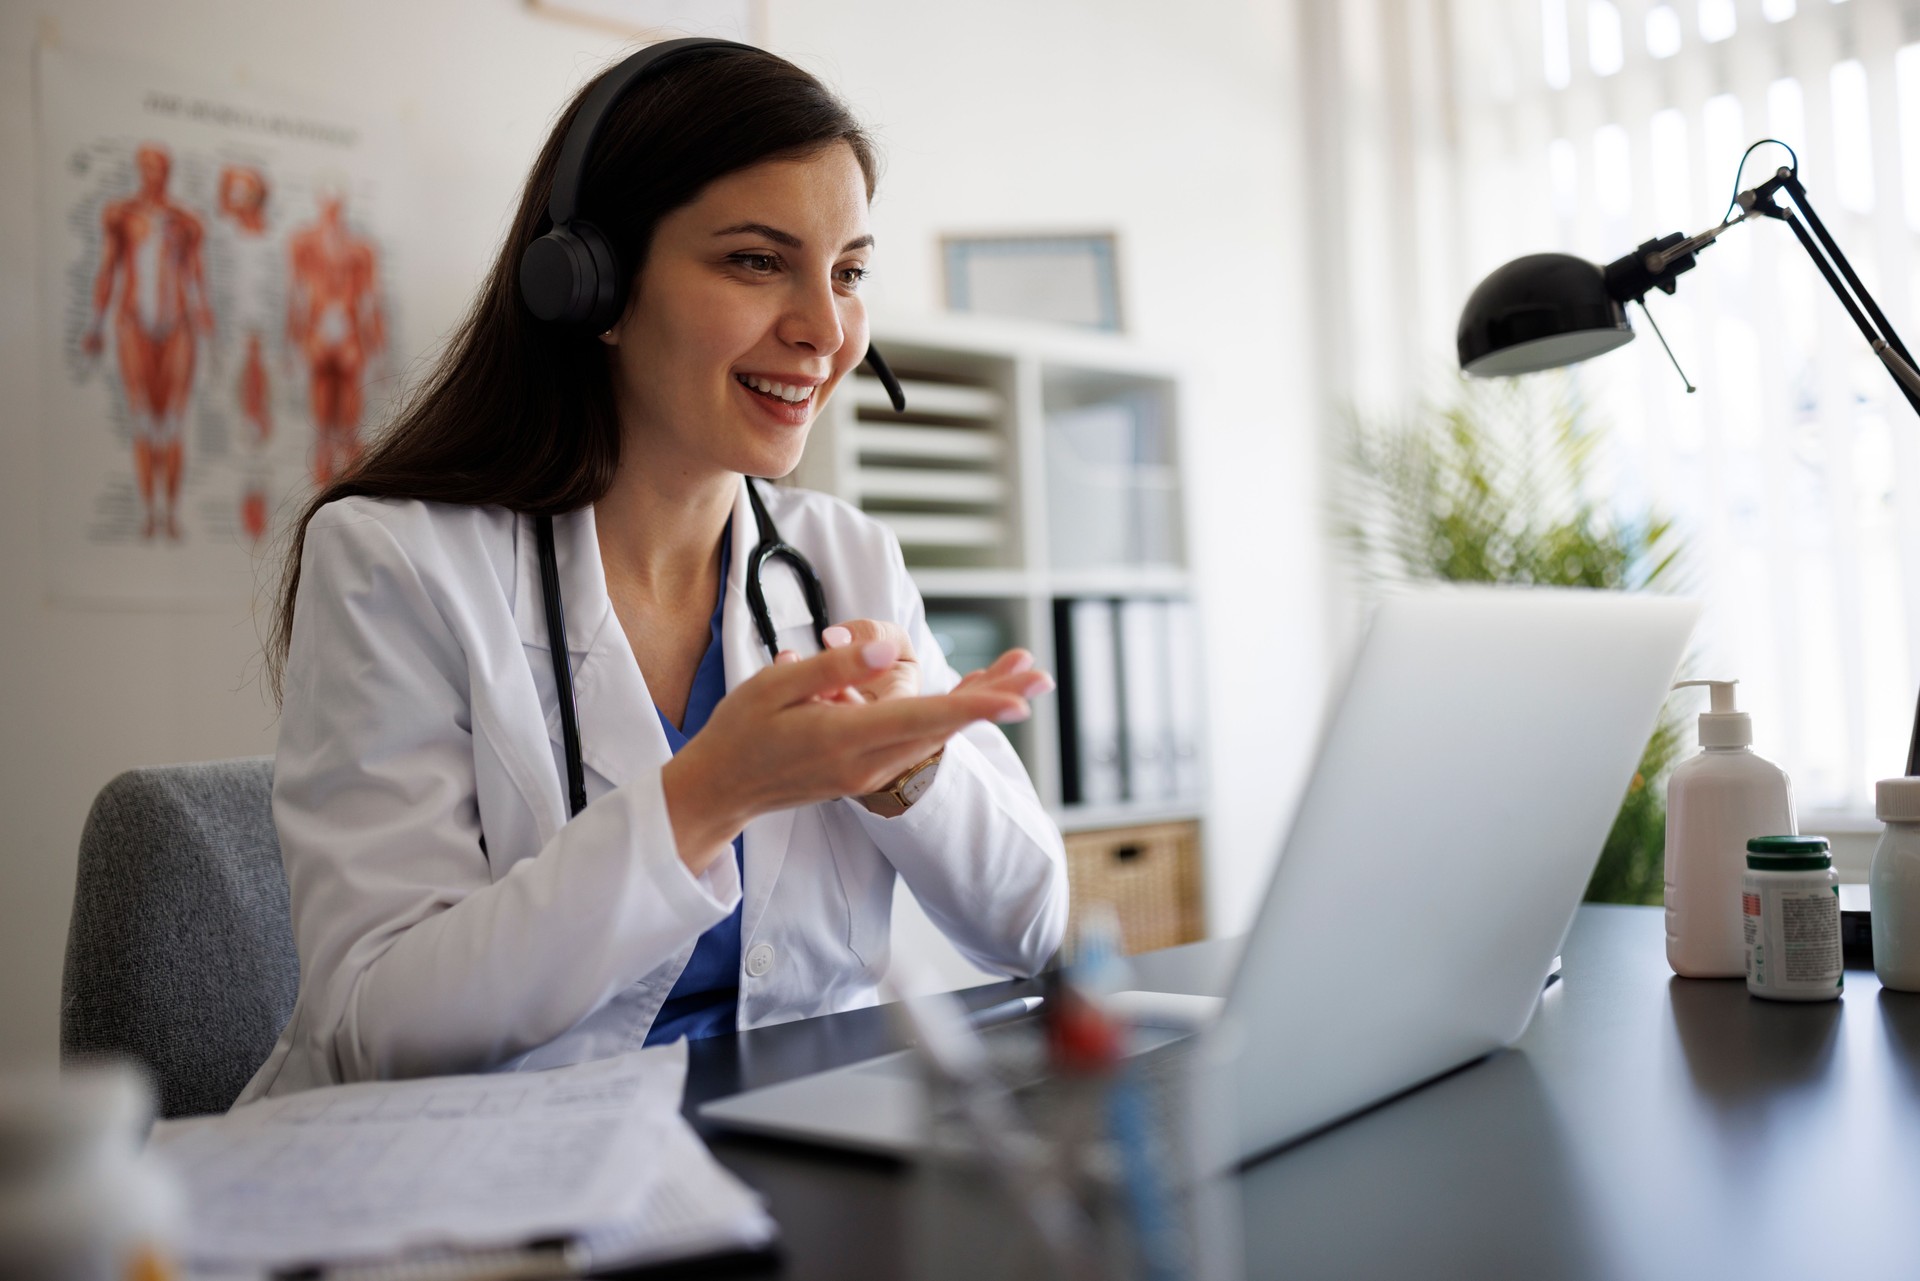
62, 758, 297, 1117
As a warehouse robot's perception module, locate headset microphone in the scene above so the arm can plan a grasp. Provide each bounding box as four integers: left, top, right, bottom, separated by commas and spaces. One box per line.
517, 37, 906, 412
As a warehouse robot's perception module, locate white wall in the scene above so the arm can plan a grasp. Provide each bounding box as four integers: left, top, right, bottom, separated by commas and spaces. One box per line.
0, 0, 1328, 1067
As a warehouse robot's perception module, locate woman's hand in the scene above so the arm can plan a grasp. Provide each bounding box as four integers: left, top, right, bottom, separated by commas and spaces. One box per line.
809, 623, 1054, 814
953, 646, 1056, 700
659, 638, 1042, 875
816, 621, 919, 703
815, 621, 1055, 707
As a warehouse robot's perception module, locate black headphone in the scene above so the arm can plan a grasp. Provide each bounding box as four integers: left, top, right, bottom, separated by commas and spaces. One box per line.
517, 37, 906, 410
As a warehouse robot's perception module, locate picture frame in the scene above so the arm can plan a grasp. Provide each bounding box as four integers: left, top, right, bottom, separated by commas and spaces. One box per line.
526, 0, 763, 43
941, 232, 1125, 333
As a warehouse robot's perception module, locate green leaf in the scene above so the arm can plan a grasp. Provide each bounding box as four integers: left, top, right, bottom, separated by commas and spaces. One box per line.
1330, 374, 1692, 904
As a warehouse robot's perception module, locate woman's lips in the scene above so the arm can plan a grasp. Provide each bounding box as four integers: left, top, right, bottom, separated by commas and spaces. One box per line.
734, 376, 815, 426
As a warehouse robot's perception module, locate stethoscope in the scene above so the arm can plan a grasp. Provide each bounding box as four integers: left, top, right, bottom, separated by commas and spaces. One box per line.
536, 354, 906, 819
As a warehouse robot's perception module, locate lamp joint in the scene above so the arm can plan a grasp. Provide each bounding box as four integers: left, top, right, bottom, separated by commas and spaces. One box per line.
1604, 232, 1701, 305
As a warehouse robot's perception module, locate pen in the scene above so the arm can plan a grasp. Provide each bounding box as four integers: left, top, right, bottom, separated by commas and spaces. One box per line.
967, 995, 1045, 1030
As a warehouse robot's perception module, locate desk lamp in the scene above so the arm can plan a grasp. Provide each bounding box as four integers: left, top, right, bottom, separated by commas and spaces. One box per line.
1455, 141, 1920, 769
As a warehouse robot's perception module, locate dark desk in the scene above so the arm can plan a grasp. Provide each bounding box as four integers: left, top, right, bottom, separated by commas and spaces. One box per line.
680, 905, 1920, 1279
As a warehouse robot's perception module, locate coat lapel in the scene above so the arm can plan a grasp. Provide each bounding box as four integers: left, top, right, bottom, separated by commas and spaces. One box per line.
516, 507, 672, 800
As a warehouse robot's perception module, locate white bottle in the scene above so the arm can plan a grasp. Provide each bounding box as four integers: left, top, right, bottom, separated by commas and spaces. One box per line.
1870, 777, 1920, 992
0, 1063, 179, 1280
1664, 679, 1795, 978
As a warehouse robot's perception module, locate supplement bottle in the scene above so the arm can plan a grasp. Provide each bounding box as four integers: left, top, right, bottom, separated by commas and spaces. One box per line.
1743, 835, 1842, 1002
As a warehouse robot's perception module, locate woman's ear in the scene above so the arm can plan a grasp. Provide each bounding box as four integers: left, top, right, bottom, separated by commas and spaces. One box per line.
599, 273, 644, 345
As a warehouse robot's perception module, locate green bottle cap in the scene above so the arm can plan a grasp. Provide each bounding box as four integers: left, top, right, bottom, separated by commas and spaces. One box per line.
1745, 834, 1831, 871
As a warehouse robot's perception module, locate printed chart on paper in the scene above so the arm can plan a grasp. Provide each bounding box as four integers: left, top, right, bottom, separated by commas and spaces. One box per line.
35, 46, 404, 605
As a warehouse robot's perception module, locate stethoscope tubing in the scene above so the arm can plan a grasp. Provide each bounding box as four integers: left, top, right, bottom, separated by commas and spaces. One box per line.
539, 477, 832, 819
536, 513, 590, 817
538, 353, 904, 819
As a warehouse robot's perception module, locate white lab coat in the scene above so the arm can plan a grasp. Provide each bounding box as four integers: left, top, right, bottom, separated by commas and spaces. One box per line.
237, 479, 1067, 1103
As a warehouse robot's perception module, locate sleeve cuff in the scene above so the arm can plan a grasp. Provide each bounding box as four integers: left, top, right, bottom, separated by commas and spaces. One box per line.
601, 768, 740, 929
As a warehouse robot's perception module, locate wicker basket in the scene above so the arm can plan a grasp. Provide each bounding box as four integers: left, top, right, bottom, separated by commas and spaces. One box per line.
1063, 820, 1203, 955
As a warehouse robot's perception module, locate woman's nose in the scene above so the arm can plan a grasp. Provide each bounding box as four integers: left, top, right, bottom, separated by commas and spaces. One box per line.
777, 275, 846, 356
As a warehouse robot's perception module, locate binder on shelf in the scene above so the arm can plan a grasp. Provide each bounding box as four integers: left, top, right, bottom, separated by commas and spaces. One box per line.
1118, 598, 1175, 804
1055, 598, 1125, 806
1165, 598, 1205, 800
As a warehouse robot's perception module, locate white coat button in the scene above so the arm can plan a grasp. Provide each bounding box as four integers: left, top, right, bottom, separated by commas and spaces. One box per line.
745, 943, 775, 978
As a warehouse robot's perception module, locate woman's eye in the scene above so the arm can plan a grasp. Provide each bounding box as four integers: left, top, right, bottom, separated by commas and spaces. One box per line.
837, 266, 870, 289
730, 253, 779, 274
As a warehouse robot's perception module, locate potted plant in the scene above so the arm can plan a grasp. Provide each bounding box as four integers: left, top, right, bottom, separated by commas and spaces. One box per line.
1334, 376, 1688, 904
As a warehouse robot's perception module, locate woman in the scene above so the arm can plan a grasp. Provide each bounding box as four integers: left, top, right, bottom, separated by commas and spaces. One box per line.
239, 43, 1067, 1102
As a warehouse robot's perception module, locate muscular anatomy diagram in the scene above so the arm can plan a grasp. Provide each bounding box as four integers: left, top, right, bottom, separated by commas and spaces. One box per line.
82, 143, 213, 540
219, 165, 274, 543
219, 166, 272, 445
287, 190, 384, 485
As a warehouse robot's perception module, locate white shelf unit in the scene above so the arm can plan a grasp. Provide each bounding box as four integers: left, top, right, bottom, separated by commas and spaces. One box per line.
788, 314, 1203, 834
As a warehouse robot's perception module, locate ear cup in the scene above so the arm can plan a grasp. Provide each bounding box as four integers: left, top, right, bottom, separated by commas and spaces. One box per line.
518, 220, 624, 329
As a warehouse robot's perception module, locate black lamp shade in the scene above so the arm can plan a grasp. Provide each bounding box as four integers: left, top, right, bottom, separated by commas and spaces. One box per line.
1457, 253, 1635, 376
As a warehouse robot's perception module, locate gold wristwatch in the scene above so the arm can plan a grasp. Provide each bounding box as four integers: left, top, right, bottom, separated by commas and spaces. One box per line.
861, 750, 944, 818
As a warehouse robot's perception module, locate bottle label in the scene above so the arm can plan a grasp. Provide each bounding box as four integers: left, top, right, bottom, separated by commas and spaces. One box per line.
1745, 881, 1842, 996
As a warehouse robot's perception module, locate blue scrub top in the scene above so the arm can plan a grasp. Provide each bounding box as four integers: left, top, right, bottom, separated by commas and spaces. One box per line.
644, 527, 744, 1046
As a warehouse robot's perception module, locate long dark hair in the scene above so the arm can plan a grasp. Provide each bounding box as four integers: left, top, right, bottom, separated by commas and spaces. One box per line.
266, 45, 876, 699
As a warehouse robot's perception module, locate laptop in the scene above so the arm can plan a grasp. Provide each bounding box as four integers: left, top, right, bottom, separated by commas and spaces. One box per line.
700, 586, 1698, 1166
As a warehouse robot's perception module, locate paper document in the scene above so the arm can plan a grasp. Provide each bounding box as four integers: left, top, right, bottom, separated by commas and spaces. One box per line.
147, 1043, 775, 1277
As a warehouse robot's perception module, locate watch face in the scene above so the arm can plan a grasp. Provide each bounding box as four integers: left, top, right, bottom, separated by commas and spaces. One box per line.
901, 759, 938, 803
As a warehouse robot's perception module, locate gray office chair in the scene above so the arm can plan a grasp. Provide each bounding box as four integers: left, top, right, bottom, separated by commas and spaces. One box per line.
62, 758, 298, 1118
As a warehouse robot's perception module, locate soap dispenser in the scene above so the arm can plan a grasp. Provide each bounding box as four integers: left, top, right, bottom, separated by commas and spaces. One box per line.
1664, 679, 1795, 978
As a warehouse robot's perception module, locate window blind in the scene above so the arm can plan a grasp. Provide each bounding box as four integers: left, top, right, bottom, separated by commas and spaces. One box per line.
1306, 0, 1920, 813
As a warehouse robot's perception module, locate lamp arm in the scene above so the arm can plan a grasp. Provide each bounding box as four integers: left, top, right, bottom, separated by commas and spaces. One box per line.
1779, 173, 1920, 376
1777, 209, 1920, 422
1746, 173, 1920, 777
1878, 340, 1920, 402
1739, 171, 1920, 421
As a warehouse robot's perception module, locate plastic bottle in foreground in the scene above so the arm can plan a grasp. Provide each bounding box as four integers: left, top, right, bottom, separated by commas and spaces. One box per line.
1664, 679, 1795, 978
1871, 777, 1920, 992
0, 1063, 180, 1280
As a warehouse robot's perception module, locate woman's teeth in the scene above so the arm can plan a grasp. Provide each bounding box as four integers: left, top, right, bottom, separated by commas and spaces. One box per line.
736, 374, 813, 404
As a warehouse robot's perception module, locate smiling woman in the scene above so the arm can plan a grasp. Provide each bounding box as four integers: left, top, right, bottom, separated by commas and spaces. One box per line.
243, 42, 1067, 1102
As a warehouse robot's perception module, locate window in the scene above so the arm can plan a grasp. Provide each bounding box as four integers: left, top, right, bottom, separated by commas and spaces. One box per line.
1504, 0, 1917, 813
1314, 0, 1920, 815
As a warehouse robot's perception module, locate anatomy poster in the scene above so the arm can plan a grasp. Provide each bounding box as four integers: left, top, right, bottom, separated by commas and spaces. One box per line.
36, 46, 403, 605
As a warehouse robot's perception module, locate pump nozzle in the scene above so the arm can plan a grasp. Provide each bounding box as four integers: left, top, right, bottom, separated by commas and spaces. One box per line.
1672, 679, 1752, 747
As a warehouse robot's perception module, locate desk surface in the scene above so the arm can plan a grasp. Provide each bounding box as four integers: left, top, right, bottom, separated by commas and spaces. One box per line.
679, 905, 1920, 1279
